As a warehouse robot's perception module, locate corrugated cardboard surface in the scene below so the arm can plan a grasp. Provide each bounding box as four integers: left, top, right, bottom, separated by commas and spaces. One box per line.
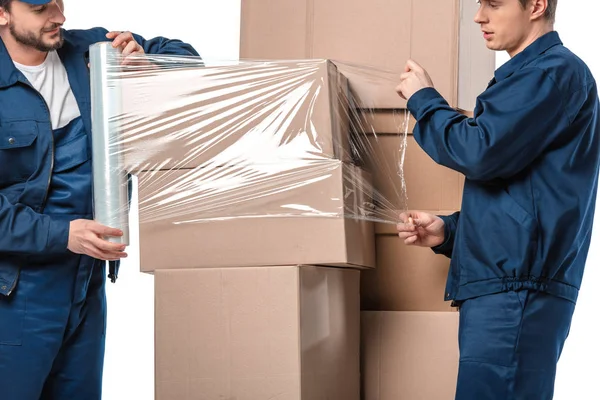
361, 311, 459, 400
154, 266, 360, 400
365, 135, 464, 211
240, 0, 494, 110
137, 161, 376, 271
361, 235, 456, 312
354, 108, 474, 136
120, 60, 354, 172
355, 109, 467, 227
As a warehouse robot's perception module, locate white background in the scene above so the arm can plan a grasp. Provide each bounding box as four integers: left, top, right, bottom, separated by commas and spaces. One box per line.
61, 1, 599, 399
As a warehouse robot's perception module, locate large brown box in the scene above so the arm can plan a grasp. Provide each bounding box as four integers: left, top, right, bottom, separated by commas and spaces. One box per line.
361, 235, 456, 312
119, 60, 354, 172
154, 266, 360, 400
240, 0, 495, 110
361, 311, 459, 400
136, 160, 376, 272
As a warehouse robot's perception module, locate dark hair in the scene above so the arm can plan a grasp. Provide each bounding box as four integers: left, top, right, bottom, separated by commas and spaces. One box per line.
519, 0, 557, 23
0, 0, 12, 11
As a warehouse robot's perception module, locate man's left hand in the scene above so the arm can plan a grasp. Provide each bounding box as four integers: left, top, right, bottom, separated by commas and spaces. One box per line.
395, 59, 434, 101
106, 31, 149, 66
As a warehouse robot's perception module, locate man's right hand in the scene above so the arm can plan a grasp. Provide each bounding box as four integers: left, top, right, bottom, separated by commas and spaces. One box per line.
68, 219, 128, 261
396, 211, 445, 247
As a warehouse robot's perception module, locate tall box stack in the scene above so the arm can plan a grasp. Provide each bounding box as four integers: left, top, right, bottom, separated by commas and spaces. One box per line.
240, 0, 495, 398
114, 59, 382, 399
99, 0, 496, 397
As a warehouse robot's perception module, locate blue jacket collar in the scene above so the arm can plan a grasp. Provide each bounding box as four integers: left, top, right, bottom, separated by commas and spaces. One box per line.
495, 31, 563, 82
0, 36, 21, 88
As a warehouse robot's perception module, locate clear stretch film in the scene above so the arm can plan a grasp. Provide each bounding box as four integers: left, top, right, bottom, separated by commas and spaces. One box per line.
89, 42, 130, 245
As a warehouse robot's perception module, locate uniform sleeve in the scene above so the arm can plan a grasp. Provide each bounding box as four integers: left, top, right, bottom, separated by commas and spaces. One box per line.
85, 27, 200, 57
131, 33, 200, 57
406, 67, 570, 181
0, 195, 70, 255
431, 211, 459, 258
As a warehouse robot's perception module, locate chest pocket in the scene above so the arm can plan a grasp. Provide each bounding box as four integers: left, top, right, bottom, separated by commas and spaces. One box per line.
0, 121, 39, 185
53, 118, 90, 173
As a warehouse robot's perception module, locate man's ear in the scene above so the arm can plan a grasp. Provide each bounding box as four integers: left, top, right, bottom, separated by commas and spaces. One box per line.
530, 0, 549, 21
0, 8, 9, 27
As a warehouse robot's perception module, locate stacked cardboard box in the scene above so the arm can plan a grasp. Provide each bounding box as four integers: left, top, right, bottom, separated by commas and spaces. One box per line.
134, 0, 494, 398
359, 130, 463, 398
239, 0, 495, 399
153, 266, 361, 400
128, 60, 375, 399
240, 0, 494, 111
361, 312, 459, 399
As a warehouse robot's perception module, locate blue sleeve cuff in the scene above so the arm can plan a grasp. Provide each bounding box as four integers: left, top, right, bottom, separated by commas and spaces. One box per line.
407, 87, 448, 119
46, 218, 70, 253
431, 212, 459, 258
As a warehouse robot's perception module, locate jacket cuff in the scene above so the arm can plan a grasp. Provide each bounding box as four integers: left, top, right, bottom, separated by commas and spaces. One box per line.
46, 218, 70, 253
407, 87, 447, 119
431, 214, 457, 257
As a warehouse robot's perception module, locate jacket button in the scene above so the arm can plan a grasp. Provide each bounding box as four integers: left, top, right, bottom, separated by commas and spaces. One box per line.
8, 137, 15, 145
1, 285, 6, 290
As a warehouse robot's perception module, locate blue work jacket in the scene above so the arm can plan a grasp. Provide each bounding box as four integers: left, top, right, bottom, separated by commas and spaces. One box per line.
0, 27, 199, 296
407, 31, 600, 304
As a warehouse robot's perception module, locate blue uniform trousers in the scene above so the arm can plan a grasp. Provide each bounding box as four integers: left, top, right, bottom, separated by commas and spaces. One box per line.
0, 251, 106, 400
455, 290, 575, 400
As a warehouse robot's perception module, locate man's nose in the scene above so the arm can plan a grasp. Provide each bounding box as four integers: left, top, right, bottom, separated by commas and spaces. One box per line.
49, 2, 66, 24
474, 5, 487, 24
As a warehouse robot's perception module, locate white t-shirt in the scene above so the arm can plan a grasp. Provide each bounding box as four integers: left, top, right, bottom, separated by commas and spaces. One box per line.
13, 50, 81, 130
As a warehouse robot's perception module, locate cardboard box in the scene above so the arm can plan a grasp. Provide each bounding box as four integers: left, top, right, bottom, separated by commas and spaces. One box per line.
154, 266, 360, 400
118, 60, 354, 172
353, 108, 474, 136
240, 0, 495, 110
364, 135, 464, 211
136, 161, 376, 272
361, 311, 459, 400
351, 108, 468, 225
361, 235, 456, 312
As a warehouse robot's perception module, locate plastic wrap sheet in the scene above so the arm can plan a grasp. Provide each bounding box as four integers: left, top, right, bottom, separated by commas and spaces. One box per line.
90, 42, 411, 228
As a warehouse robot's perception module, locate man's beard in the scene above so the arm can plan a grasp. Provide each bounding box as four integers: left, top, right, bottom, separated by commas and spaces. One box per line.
9, 23, 64, 52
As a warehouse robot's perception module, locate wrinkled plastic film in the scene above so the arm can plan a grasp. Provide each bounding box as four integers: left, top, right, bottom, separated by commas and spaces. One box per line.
95, 53, 410, 226
89, 43, 130, 244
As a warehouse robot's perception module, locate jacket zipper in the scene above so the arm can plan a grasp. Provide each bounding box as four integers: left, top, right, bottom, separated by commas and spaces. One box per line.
31, 84, 55, 212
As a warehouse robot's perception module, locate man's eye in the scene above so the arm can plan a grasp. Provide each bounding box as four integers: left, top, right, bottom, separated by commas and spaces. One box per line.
32, 6, 47, 13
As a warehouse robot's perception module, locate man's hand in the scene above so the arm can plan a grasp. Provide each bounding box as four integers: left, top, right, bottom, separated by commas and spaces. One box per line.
68, 219, 128, 261
396, 211, 445, 247
395, 59, 434, 101
106, 31, 149, 66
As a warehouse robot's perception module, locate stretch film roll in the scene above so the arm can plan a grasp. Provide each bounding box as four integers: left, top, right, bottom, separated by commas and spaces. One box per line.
89, 42, 130, 245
